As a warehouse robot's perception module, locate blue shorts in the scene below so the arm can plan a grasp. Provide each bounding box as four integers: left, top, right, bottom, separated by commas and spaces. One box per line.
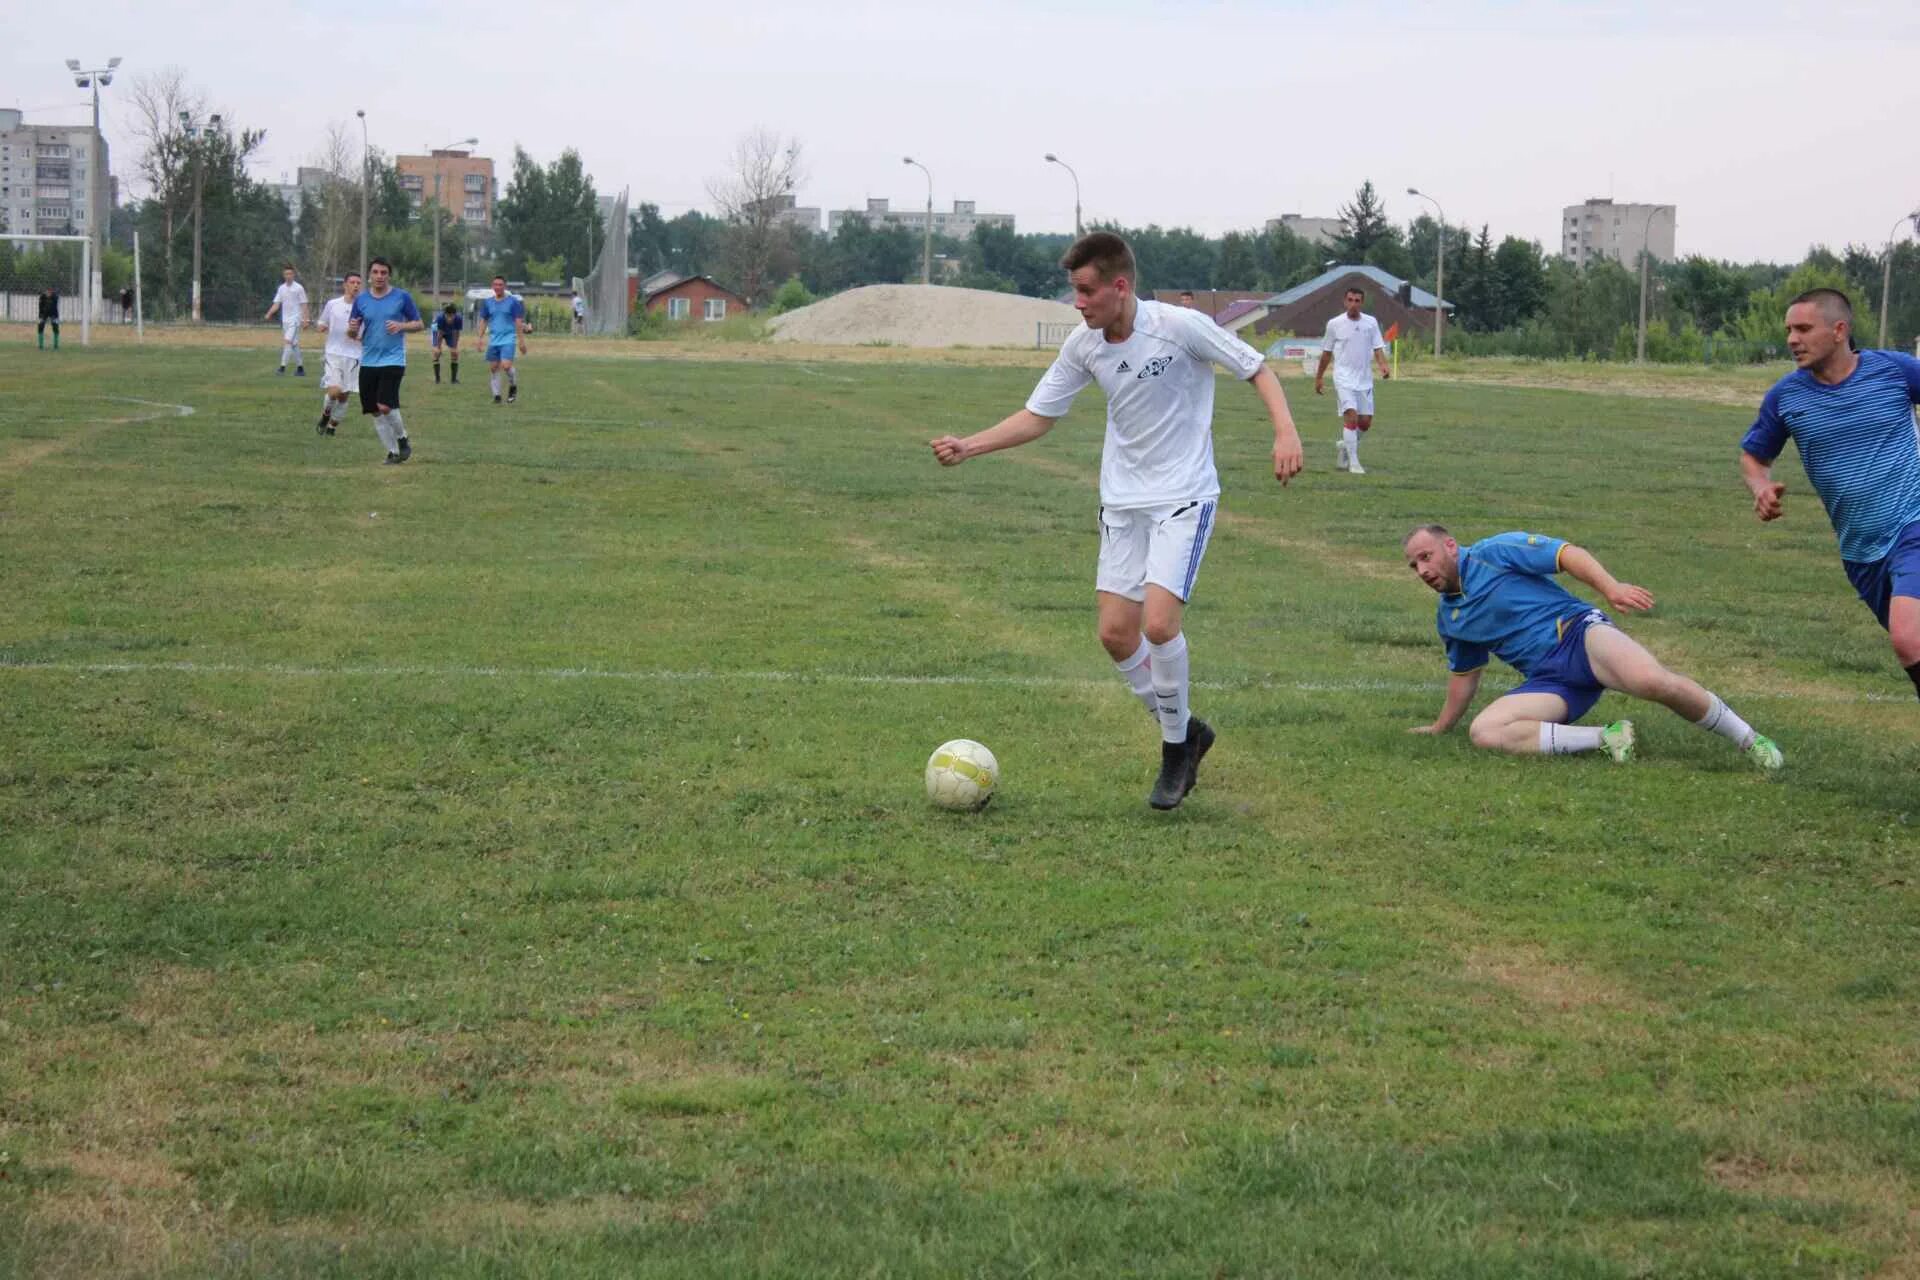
486, 341, 516, 363
1504, 608, 1612, 723
1843, 519, 1920, 630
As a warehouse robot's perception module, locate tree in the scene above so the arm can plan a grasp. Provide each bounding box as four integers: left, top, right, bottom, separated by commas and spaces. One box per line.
1214, 232, 1258, 289
126, 82, 278, 320
706, 129, 805, 306
1450, 226, 1496, 331
1333, 181, 1393, 258
495, 147, 602, 282
1252, 223, 1323, 292
1489, 237, 1548, 330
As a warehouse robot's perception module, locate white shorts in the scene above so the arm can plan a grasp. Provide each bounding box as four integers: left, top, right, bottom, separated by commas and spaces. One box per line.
322, 354, 360, 393
1096, 499, 1218, 603
282, 320, 303, 344
1335, 382, 1374, 417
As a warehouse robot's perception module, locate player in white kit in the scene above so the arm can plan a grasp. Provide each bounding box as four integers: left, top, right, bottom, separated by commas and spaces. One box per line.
265, 265, 310, 376
929, 232, 1306, 811
1313, 287, 1391, 474
311, 271, 363, 436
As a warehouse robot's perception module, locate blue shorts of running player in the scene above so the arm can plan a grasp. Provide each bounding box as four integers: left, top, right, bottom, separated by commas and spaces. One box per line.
486, 341, 516, 363
1843, 519, 1920, 629
1503, 608, 1613, 723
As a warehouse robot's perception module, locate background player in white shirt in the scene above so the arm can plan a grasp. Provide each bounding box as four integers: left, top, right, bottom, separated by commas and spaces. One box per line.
930, 232, 1305, 811
265, 265, 310, 377
311, 271, 363, 435
1313, 287, 1391, 474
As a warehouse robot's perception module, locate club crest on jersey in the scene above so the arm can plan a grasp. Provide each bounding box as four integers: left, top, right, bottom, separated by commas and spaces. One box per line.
1137, 355, 1175, 379
1116, 360, 1132, 374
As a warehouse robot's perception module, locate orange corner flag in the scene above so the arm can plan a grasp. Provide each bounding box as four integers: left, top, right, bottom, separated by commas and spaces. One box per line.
1383, 321, 1401, 342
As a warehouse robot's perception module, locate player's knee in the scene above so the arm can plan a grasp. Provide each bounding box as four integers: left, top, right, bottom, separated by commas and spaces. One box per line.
1890, 617, 1920, 666
1355, 416, 1373, 431
1467, 714, 1507, 751
1142, 616, 1182, 647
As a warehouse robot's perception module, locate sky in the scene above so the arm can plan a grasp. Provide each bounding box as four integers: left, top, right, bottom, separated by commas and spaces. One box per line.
9, 0, 1920, 265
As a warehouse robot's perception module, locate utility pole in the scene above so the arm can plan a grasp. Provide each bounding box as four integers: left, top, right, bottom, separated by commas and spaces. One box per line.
1634, 205, 1671, 364
356, 109, 369, 271
903, 156, 932, 285
180, 110, 219, 322
1045, 153, 1081, 237
1407, 187, 1446, 357
1880, 210, 1918, 351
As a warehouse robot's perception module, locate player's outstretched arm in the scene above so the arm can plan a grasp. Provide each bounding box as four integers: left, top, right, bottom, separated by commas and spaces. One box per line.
1740, 451, 1786, 521
1249, 365, 1304, 485
929, 409, 1057, 466
1558, 544, 1654, 612
1410, 669, 1481, 734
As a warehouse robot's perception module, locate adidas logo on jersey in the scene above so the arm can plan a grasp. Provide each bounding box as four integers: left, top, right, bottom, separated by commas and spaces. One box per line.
1116, 360, 1132, 373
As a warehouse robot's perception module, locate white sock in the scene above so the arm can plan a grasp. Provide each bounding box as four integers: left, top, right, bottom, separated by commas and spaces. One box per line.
1113, 636, 1157, 717
1539, 723, 1604, 754
389, 410, 406, 444
1343, 426, 1360, 464
1694, 693, 1757, 750
491, 372, 501, 397
372, 414, 396, 452
507, 369, 517, 389
280, 344, 291, 367
1148, 633, 1191, 744
330, 397, 347, 422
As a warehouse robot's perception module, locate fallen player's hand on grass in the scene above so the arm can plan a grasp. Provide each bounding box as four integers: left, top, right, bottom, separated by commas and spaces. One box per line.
1605, 582, 1655, 612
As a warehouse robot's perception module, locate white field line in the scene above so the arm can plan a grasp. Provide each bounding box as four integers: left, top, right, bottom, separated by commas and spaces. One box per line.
0, 657, 1904, 704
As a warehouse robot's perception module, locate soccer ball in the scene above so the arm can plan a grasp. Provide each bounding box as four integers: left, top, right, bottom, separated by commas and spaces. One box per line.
925, 739, 998, 811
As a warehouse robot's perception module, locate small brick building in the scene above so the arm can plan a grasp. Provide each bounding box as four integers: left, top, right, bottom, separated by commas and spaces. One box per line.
1248, 266, 1451, 339
627, 272, 751, 322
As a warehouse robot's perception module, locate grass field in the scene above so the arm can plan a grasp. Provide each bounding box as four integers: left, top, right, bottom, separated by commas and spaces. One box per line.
1, 330, 1916, 1278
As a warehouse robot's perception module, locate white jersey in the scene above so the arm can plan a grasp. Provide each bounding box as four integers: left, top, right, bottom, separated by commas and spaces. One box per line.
273, 281, 309, 322
1322, 311, 1385, 388
1025, 300, 1265, 509
316, 296, 362, 360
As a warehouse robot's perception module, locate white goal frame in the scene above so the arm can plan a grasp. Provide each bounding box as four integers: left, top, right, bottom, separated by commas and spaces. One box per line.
2, 232, 93, 346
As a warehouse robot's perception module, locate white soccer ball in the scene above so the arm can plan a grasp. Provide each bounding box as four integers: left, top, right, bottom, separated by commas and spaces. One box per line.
925, 739, 998, 811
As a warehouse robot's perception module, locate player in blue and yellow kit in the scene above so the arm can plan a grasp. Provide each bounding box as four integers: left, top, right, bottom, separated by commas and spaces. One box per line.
1740, 287, 1920, 700
477, 275, 528, 405
1402, 526, 1781, 768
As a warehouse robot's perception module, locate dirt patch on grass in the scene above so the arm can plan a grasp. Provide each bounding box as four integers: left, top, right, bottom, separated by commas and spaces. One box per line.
1464, 944, 1653, 1014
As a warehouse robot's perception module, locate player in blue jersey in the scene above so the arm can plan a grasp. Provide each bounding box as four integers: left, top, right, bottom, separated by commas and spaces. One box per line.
346, 257, 424, 464
1740, 287, 1920, 700
431, 303, 463, 385
478, 275, 529, 405
1402, 526, 1782, 768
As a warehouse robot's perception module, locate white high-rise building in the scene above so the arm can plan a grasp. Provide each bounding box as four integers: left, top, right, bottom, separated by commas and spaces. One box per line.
1562, 198, 1675, 268
0, 108, 110, 239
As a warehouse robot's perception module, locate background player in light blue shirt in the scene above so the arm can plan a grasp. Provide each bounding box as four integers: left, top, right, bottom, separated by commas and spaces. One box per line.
1403, 526, 1781, 768
1740, 286, 1920, 700
478, 275, 529, 405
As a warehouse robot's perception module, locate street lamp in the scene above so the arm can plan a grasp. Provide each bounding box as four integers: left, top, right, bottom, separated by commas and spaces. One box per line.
428, 136, 477, 305
356, 108, 369, 273
1880, 209, 1919, 352
1634, 204, 1672, 364
1406, 187, 1446, 357
1044, 153, 1081, 237
180, 109, 221, 323
902, 156, 931, 285
66, 55, 120, 316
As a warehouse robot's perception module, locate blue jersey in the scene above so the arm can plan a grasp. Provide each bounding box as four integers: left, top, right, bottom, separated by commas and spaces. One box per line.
479, 294, 525, 344
433, 311, 462, 339
1435, 532, 1597, 676
1742, 350, 1920, 563
349, 288, 421, 368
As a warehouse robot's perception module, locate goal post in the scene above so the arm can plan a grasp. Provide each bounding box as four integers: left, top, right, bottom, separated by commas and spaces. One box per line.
576, 188, 629, 337
1, 233, 92, 346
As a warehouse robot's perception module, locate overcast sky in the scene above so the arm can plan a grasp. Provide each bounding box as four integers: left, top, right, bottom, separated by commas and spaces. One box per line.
9, 0, 1919, 264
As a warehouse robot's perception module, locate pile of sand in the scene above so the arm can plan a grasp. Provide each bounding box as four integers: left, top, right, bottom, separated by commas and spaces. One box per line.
769, 284, 1080, 349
